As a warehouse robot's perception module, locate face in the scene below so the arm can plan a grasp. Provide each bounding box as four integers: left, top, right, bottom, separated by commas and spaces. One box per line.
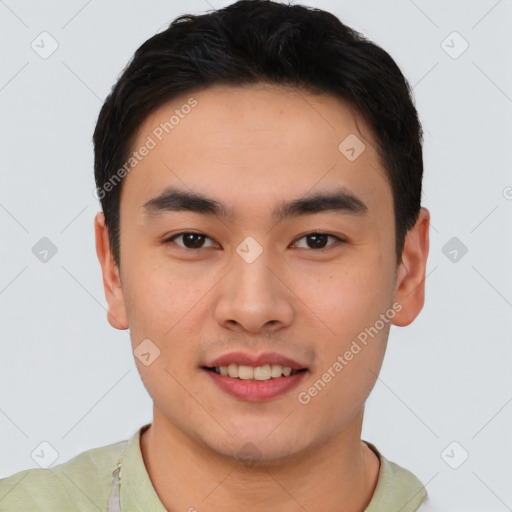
95, 83, 429, 465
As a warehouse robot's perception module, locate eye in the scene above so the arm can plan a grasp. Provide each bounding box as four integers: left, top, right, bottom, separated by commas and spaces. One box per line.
163, 231, 344, 251
292, 233, 344, 250
164, 232, 218, 250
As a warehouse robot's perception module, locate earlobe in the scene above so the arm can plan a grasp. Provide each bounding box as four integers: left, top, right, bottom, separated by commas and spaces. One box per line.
94, 212, 129, 330
391, 208, 430, 327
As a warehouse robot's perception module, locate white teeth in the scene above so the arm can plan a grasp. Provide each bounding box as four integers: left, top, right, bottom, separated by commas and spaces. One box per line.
238, 365, 254, 380
213, 363, 299, 380
270, 364, 283, 378
254, 364, 271, 380
227, 364, 238, 378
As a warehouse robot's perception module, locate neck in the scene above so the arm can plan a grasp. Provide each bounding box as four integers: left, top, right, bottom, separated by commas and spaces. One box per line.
140, 409, 380, 512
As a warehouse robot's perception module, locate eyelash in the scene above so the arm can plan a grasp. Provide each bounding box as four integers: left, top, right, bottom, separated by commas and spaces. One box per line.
162, 232, 346, 251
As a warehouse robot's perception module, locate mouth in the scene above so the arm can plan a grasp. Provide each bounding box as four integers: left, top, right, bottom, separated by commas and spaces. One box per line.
201, 352, 310, 402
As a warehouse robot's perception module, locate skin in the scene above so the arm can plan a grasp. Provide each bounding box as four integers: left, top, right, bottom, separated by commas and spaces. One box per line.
95, 83, 430, 511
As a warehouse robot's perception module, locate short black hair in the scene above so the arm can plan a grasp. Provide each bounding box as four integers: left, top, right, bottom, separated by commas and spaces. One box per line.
93, 0, 423, 269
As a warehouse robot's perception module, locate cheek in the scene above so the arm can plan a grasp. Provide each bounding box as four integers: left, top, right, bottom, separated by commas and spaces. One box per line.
294, 251, 393, 401
126, 257, 207, 333
124, 261, 210, 375
299, 318, 388, 431
295, 254, 393, 334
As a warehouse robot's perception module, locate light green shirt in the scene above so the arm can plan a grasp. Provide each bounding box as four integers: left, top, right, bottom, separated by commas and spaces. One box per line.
0, 423, 428, 511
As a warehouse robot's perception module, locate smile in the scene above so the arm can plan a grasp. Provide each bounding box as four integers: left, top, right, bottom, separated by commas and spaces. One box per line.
206, 363, 305, 381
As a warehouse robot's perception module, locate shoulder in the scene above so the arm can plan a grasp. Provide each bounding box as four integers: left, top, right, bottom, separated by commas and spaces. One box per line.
0, 438, 127, 512
363, 441, 429, 512
416, 495, 442, 511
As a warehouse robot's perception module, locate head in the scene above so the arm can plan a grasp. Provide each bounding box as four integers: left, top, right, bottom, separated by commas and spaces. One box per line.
94, 0, 429, 465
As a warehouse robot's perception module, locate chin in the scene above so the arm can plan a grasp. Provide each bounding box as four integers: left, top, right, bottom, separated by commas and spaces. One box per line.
206, 426, 311, 466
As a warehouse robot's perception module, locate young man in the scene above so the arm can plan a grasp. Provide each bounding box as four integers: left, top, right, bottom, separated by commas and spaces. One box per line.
0, 1, 433, 510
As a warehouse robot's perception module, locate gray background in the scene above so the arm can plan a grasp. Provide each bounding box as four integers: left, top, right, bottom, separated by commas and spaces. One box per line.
1, 0, 511, 509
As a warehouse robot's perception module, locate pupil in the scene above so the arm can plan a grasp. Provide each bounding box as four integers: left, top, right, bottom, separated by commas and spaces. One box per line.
308, 234, 327, 249
184, 233, 204, 248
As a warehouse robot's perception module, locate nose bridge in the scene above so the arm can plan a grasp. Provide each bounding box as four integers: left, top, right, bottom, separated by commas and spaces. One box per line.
231, 240, 277, 302
214, 238, 294, 332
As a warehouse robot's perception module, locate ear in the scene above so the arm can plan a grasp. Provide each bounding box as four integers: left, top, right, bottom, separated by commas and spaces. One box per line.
392, 207, 430, 327
94, 212, 129, 330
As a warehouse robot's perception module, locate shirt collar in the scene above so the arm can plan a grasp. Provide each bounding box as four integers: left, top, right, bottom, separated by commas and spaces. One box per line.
363, 441, 427, 511
120, 423, 167, 512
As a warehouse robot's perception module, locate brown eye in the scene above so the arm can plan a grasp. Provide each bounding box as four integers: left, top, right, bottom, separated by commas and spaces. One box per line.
166, 232, 217, 249
293, 233, 343, 250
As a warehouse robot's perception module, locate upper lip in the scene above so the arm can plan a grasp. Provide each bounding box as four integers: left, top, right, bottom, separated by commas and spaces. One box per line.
204, 351, 308, 371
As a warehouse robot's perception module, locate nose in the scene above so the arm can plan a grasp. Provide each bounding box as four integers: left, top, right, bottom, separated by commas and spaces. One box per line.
214, 248, 295, 334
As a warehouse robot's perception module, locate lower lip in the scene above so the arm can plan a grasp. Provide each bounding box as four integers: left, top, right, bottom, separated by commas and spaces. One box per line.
203, 368, 308, 402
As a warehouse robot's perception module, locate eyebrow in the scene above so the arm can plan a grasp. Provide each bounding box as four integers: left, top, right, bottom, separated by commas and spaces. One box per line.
141, 185, 368, 223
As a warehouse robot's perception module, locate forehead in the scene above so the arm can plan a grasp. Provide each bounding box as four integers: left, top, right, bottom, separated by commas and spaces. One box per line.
122, 83, 392, 226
